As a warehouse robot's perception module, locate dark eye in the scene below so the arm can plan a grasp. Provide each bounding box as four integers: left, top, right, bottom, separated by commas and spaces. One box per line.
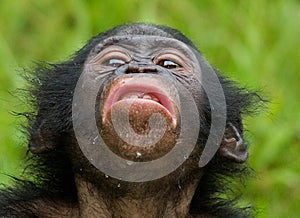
157, 59, 180, 69
105, 58, 126, 67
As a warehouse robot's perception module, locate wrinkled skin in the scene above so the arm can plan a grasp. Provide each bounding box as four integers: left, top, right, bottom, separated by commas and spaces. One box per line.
0, 23, 260, 218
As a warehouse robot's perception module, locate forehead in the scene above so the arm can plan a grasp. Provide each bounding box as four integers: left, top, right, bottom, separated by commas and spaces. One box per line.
91, 35, 196, 57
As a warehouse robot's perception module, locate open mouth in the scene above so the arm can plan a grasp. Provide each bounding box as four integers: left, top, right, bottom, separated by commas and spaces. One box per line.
100, 76, 179, 161
102, 77, 177, 126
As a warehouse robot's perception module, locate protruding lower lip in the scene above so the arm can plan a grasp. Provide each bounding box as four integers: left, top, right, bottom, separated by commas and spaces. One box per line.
102, 77, 177, 125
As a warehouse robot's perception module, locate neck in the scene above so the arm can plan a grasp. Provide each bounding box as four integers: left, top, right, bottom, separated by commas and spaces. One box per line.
74, 173, 201, 218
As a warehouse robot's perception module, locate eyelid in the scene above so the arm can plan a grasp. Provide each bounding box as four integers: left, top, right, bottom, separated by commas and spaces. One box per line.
92, 48, 131, 65
154, 52, 185, 67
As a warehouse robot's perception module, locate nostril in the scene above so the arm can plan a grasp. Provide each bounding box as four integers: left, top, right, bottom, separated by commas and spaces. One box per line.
125, 66, 140, 73
142, 67, 158, 73
126, 65, 158, 74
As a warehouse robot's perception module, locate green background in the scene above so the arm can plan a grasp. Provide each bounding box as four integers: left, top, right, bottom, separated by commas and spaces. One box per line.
0, 1, 299, 217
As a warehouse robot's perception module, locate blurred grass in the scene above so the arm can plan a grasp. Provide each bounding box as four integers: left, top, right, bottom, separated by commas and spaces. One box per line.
0, 0, 299, 217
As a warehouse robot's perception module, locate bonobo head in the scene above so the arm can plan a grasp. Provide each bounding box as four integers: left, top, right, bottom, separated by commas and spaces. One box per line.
25, 23, 260, 217
94, 35, 187, 162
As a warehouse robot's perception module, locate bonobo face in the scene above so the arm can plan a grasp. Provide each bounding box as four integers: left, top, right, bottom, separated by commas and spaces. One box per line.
78, 35, 201, 163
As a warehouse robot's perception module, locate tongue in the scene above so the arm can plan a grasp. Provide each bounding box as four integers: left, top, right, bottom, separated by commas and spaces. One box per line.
120, 92, 160, 103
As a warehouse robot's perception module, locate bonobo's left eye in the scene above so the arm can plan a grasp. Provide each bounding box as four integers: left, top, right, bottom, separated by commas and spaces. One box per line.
154, 52, 186, 72
156, 59, 181, 69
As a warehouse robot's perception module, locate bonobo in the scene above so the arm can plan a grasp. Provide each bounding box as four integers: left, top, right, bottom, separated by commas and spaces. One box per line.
0, 23, 261, 217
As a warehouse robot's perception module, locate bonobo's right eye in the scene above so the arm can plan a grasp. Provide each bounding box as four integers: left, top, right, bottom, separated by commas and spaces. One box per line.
93, 49, 131, 68
104, 58, 126, 67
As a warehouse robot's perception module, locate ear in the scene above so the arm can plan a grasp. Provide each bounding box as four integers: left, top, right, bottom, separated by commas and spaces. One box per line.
218, 122, 248, 163
29, 120, 58, 154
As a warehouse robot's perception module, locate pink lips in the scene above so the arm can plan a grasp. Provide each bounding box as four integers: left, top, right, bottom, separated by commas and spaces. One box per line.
102, 78, 177, 125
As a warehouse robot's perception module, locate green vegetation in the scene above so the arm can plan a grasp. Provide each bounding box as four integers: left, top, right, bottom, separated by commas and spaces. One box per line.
0, 1, 299, 217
